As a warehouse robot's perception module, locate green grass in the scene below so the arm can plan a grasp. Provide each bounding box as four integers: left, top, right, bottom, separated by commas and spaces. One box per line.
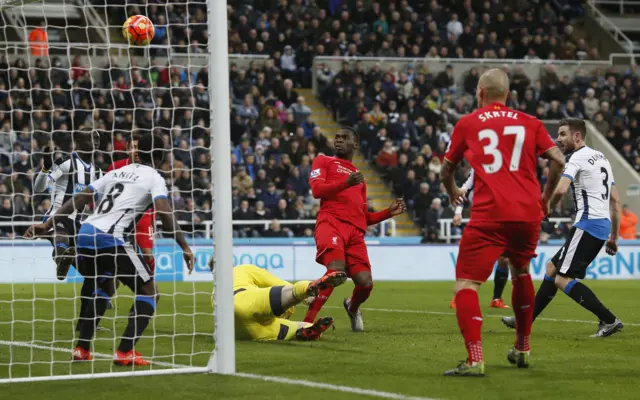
1, 280, 640, 399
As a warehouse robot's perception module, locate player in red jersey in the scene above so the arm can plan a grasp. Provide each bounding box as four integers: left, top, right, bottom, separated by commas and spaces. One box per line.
107, 134, 156, 271
303, 126, 406, 330
441, 69, 565, 376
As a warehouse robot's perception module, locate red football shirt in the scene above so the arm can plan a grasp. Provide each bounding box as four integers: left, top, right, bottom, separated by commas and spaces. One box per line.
107, 158, 155, 248
309, 155, 389, 232
445, 103, 556, 223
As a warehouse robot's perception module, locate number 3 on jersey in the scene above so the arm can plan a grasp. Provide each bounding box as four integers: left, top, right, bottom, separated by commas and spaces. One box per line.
479, 125, 525, 173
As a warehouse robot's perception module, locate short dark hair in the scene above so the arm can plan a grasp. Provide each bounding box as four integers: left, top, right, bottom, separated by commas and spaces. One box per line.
137, 134, 166, 165
559, 118, 587, 139
339, 125, 359, 142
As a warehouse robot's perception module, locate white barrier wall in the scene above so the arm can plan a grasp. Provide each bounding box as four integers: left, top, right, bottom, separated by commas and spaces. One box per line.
2, 240, 640, 283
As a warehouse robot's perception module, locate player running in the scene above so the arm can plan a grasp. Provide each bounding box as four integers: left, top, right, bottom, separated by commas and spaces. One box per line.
303, 126, 406, 331
210, 263, 347, 341
450, 169, 511, 310
441, 69, 565, 377
501, 118, 623, 337
26, 134, 194, 366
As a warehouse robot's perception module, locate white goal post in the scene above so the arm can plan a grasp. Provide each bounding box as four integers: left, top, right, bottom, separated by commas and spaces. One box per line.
0, 0, 234, 383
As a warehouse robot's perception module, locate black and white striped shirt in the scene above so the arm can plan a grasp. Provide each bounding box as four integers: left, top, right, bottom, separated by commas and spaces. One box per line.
35, 152, 102, 221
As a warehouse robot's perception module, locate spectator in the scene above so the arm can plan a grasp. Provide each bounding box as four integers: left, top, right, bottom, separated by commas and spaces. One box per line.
583, 88, 600, 119
259, 182, 281, 211
260, 107, 282, 133
402, 170, 419, 202
287, 166, 310, 197
289, 96, 312, 125
263, 219, 289, 238
232, 166, 253, 196
620, 205, 638, 240
376, 140, 397, 170
273, 199, 296, 220
424, 198, 444, 233
233, 200, 257, 238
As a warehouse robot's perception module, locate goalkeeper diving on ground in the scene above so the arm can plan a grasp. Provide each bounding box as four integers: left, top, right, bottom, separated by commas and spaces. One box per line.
210, 261, 347, 341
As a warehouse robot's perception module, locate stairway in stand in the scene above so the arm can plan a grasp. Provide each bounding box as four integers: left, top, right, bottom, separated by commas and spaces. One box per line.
300, 89, 420, 237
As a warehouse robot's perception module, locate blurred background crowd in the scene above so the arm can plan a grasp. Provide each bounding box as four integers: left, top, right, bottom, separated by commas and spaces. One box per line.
0, 0, 637, 240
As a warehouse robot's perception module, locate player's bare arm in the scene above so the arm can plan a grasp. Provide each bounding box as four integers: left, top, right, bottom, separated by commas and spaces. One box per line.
607, 185, 621, 255
549, 176, 571, 211
25, 187, 95, 238
154, 196, 194, 273
541, 146, 566, 214
440, 159, 466, 207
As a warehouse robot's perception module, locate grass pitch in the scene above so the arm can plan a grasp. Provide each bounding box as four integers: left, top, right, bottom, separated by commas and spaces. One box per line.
1, 280, 639, 399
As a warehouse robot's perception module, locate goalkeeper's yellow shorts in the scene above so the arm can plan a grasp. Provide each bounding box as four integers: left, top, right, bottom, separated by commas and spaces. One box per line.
233, 287, 299, 341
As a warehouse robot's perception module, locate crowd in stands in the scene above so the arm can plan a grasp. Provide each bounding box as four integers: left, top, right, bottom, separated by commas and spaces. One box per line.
1, 0, 639, 241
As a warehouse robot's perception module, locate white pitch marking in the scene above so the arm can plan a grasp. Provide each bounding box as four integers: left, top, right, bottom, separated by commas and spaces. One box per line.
236, 373, 438, 400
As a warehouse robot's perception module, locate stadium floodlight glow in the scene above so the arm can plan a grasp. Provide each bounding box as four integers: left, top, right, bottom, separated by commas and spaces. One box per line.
0, 0, 234, 383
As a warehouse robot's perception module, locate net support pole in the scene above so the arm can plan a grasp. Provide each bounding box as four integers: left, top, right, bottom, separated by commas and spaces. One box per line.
206, 0, 235, 374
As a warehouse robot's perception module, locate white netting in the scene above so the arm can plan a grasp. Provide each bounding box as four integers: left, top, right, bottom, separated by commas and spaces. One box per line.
0, 0, 223, 381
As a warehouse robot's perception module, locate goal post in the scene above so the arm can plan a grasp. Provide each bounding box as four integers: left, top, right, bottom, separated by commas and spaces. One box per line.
207, 0, 236, 375
0, 0, 234, 383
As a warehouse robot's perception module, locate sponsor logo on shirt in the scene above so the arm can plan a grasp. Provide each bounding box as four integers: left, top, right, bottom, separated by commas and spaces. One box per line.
336, 166, 355, 175
74, 183, 87, 193
310, 168, 321, 179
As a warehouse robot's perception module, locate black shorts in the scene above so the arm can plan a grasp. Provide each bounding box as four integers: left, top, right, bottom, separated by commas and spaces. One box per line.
551, 227, 605, 279
46, 217, 81, 247
77, 244, 153, 293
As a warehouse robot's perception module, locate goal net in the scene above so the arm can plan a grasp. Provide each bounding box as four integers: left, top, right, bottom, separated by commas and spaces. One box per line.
0, 0, 234, 382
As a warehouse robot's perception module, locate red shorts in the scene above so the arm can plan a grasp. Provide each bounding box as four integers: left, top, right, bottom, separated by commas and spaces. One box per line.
456, 221, 540, 282
314, 216, 371, 278
135, 213, 155, 270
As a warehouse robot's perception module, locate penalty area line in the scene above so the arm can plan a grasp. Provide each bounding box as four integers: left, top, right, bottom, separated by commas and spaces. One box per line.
326, 306, 640, 327
236, 372, 437, 400
0, 340, 189, 369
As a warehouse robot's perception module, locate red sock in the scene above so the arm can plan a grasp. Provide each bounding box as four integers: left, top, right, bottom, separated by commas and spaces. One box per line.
511, 273, 535, 351
455, 289, 483, 364
303, 270, 338, 323
348, 284, 373, 313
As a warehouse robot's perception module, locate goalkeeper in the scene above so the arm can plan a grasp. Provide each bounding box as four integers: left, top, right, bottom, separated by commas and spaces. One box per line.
211, 262, 346, 341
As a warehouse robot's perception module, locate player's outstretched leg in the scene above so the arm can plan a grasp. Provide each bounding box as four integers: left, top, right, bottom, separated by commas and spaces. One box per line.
555, 276, 623, 337
502, 262, 559, 329
444, 281, 485, 377
490, 257, 510, 309
344, 268, 372, 332
304, 261, 346, 323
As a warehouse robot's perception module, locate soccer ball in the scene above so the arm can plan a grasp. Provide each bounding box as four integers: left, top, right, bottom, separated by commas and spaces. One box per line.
122, 15, 154, 46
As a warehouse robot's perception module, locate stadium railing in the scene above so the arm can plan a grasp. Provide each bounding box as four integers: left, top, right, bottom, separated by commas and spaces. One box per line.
311, 54, 636, 96
0, 219, 396, 239
438, 218, 573, 244
585, 0, 635, 51
0, 41, 268, 71
589, 0, 640, 16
